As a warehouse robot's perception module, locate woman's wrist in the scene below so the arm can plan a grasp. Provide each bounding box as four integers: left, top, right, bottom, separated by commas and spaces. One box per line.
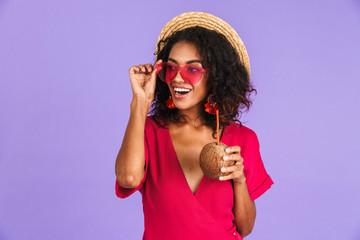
130, 96, 152, 117
233, 176, 246, 185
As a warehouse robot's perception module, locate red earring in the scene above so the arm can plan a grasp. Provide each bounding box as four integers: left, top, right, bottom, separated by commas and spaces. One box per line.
166, 95, 176, 109
204, 93, 218, 114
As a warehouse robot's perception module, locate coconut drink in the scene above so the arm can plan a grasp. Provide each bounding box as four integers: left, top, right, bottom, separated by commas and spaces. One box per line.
199, 107, 235, 180
200, 142, 236, 180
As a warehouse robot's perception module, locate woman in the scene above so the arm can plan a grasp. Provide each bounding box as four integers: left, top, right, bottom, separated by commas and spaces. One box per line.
115, 12, 273, 240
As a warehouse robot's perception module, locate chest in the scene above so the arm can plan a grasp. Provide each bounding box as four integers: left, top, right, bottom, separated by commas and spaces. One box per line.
169, 125, 220, 194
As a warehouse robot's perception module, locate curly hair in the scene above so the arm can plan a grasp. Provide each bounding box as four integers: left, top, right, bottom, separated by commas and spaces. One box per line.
149, 26, 256, 138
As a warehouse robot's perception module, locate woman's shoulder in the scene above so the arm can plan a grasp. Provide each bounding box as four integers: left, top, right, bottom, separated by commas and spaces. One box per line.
226, 122, 259, 144
228, 122, 257, 136
145, 115, 167, 130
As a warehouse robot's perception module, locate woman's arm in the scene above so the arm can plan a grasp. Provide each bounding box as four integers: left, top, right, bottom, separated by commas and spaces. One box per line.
115, 62, 160, 188
219, 146, 256, 237
115, 96, 151, 188
232, 179, 256, 238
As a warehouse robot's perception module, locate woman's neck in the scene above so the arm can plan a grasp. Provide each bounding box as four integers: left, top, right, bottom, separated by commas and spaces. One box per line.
173, 108, 205, 129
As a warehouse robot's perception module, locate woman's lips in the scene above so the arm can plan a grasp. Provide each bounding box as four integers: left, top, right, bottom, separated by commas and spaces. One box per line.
172, 87, 192, 99
173, 91, 191, 99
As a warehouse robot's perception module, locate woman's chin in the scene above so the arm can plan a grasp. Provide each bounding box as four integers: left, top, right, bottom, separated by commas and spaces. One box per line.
173, 102, 204, 113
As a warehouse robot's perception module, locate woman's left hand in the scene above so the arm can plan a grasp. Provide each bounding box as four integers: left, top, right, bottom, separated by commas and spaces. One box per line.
219, 146, 246, 184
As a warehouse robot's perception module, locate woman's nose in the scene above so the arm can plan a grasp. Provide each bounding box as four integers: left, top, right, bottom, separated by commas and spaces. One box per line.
173, 69, 185, 82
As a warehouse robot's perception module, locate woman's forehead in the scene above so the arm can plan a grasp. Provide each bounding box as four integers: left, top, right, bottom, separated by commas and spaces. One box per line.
168, 57, 202, 65
168, 41, 202, 62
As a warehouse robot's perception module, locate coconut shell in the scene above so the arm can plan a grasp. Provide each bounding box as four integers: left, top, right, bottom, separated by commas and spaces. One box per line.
199, 142, 236, 180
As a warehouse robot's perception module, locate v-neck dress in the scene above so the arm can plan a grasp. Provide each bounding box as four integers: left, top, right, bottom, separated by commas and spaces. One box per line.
115, 116, 274, 240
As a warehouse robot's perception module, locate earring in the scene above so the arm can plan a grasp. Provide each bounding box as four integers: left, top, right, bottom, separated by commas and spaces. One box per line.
204, 93, 218, 114
166, 95, 176, 109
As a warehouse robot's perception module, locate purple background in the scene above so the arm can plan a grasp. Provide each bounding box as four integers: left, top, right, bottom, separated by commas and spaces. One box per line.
1, 0, 359, 239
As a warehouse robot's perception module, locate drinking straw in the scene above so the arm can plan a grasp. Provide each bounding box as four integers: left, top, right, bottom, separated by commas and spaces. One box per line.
216, 109, 219, 145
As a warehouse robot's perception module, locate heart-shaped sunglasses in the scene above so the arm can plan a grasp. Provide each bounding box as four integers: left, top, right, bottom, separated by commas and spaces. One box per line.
156, 62, 209, 85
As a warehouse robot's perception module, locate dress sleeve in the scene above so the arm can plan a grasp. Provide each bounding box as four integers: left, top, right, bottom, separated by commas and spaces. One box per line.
242, 131, 274, 201
115, 128, 149, 199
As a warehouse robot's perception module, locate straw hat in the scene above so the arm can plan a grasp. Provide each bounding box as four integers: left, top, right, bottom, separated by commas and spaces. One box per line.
155, 12, 250, 76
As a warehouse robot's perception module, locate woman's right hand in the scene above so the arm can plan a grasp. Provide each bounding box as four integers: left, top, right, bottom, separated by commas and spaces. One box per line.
129, 59, 163, 101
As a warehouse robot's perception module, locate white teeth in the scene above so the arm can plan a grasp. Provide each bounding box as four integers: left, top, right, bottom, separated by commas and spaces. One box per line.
174, 87, 191, 92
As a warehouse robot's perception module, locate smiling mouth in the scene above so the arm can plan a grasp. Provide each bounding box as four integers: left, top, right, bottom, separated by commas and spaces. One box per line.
173, 87, 192, 95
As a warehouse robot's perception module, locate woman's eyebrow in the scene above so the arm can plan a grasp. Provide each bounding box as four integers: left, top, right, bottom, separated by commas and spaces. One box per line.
168, 58, 202, 64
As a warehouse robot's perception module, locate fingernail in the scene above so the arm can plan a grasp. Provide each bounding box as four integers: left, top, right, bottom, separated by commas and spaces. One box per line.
226, 148, 230, 152
223, 156, 228, 160
221, 167, 226, 172
219, 177, 223, 180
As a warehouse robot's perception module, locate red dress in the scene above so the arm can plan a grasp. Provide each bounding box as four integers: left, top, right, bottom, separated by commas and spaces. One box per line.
115, 116, 274, 240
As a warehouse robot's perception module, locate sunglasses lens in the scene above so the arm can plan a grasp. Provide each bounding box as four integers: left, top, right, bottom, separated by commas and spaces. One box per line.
181, 66, 203, 85
157, 63, 177, 83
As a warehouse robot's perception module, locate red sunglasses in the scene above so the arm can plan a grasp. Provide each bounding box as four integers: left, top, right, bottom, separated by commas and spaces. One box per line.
156, 62, 209, 85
